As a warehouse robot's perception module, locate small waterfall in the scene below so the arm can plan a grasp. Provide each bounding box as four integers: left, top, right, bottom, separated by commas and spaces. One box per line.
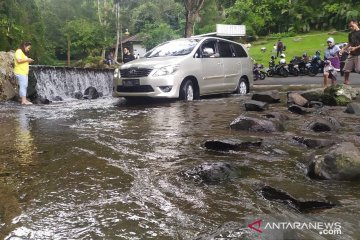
29, 66, 114, 100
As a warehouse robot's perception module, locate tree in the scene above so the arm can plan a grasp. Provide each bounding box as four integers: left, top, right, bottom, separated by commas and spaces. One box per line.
183, 0, 205, 37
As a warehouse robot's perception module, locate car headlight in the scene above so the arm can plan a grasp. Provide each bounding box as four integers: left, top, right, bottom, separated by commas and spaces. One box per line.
152, 65, 179, 77
114, 68, 120, 78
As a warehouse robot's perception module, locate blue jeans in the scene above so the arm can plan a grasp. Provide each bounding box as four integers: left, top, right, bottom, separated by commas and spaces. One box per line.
15, 74, 28, 97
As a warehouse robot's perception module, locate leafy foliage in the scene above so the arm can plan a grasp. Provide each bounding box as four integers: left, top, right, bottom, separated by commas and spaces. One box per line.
0, 0, 359, 65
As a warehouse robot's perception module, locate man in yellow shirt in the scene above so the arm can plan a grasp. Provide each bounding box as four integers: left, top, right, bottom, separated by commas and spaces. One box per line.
14, 41, 34, 105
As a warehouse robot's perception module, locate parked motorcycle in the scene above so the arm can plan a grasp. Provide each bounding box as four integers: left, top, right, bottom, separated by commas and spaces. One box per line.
288, 58, 300, 76
266, 55, 289, 77
308, 51, 324, 76
253, 63, 266, 80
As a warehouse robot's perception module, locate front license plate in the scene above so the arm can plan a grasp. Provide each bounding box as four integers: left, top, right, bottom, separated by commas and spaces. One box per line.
123, 79, 140, 87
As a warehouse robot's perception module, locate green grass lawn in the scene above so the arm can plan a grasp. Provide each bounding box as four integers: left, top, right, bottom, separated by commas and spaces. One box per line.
248, 31, 348, 66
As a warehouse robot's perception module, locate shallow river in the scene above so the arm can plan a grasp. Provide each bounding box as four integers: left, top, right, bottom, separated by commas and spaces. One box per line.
0, 95, 359, 240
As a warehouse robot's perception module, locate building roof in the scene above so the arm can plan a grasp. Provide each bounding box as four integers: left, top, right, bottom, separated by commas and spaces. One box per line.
121, 34, 142, 44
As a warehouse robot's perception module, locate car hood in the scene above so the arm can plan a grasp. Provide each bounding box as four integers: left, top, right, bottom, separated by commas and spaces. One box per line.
121, 56, 185, 70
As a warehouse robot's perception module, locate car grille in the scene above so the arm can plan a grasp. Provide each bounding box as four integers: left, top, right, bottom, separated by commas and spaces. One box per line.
117, 85, 154, 93
120, 68, 153, 78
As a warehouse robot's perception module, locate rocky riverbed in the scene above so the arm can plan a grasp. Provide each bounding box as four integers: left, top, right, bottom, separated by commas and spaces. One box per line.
1, 87, 360, 239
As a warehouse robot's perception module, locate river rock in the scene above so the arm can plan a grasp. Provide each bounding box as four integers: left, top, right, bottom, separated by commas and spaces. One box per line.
263, 112, 289, 121
74, 91, 83, 99
230, 114, 284, 132
54, 96, 63, 101
0, 51, 17, 101
300, 89, 323, 102
288, 105, 314, 115
244, 100, 269, 111
307, 142, 360, 180
345, 102, 360, 115
307, 117, 340, 132
287, 92, 309, 107
182, 162, 238, 184
323, 85, 353, 106
260, 186, 336, 213
292, 136, 335, 149
83, 86, 99, 99
31, 94, 51, 104
204, 138, 262, 152
251, 90, 280, 103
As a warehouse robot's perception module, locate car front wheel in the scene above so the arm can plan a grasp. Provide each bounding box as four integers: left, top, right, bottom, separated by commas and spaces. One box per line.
180, 79, 195, 101
236, 78, 249, 95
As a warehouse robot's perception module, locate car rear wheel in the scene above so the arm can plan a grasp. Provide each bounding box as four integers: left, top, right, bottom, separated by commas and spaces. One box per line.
236, 78, 249, 95
180, 79, 195, 101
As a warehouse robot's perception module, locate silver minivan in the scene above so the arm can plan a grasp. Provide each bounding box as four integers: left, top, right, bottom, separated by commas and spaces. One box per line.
113, 37, 253, 100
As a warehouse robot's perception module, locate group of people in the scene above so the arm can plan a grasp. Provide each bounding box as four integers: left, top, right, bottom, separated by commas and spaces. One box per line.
13, 19, 360, 105
104, 47, 136, 65
322, 19, 360, 88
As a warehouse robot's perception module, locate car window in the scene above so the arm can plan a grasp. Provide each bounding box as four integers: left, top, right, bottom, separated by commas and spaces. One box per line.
201, 40, 217, 58
144, 39, 200, 58
218, 41, 233, 58
232, 43, 248, 58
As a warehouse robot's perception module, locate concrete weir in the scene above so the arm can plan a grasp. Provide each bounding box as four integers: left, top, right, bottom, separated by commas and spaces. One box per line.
29, 66, 114, 100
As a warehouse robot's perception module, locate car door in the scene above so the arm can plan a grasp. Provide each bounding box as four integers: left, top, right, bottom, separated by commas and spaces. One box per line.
218, 40, 238, 91
200, 39, 225, 94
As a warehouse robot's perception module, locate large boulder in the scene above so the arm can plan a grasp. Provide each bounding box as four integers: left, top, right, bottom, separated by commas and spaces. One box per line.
322, 84, 353, 106
0, 51, 17, 101
251, 90, 280, 103
308, 142, 360, 180
230, 114, 284, 133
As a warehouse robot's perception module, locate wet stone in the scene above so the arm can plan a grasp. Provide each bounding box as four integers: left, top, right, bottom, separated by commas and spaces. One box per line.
230, 114, 284, 133
182, 162, 238, 184
288, 105, 313, 115
307, 117, 340, 132
74, 91, 83, 100
244, 100, 269, 112
287, 92, 309, 107
345, 102, 360, 115
83, 86, 99, 99
204, 138, 262, 152
292, 136, 335, 149
307, 142, 360, 181
251, 90, 280, 103
260, 186, 336, 213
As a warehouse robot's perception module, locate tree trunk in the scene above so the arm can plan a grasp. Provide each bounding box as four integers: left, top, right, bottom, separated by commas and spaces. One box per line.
113, 1, 120, 63
67, 36, 71, 66
183, 0, 205, 37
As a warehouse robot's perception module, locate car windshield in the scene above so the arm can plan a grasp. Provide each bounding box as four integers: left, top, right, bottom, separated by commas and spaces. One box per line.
144, 39, 200, 58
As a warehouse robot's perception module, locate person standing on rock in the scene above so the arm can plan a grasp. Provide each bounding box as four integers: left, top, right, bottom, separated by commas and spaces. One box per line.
323, 37, 340, 88
14, 41, 34, 105
340, 19, 360, 85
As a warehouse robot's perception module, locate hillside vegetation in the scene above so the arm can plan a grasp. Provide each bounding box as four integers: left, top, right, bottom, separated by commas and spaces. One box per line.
248, 31, 348, 65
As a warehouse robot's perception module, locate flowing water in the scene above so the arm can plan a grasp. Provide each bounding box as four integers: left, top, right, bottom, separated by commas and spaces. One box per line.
1, 94, 360, 240
1, 67, 360, 239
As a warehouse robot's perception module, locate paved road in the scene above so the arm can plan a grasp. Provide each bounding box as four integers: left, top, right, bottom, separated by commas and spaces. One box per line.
253, 73, 360, 91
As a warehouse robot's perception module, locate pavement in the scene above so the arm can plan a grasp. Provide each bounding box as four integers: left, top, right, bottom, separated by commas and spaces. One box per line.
253, 74, 360, 91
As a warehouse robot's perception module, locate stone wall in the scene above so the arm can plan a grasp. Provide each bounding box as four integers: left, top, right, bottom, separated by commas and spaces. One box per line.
0, 51, 17, 101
